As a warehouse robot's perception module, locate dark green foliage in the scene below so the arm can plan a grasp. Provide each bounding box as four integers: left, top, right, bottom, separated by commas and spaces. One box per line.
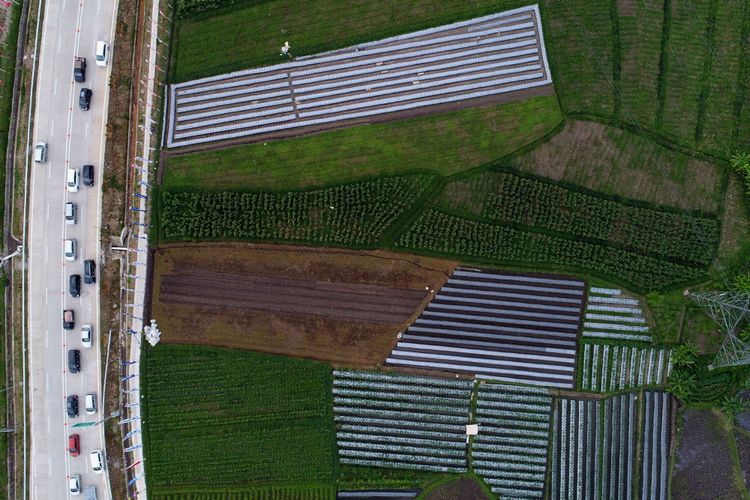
441, 170, 720, 266
149, 485, 335, 499
669, 355, 750, 406
176, 0, 272, 19
396, 209, 705, 292
159, 175, 435, 245
143, 345, 336, 492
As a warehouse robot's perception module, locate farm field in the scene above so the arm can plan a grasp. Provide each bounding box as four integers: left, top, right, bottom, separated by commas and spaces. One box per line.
166, 5, 553, 148
151, 244, 455, 366
142, 345, 337, 495
162, 95, 562, 191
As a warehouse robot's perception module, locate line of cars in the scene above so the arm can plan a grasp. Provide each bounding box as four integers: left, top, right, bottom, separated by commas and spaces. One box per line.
35, 40, 109, 496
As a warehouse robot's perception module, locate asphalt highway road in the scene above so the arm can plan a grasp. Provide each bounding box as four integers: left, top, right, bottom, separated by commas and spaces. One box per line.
27, 0, 117, 497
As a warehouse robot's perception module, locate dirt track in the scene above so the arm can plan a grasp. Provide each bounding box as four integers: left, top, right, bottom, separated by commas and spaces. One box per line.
160, 269, 426, 324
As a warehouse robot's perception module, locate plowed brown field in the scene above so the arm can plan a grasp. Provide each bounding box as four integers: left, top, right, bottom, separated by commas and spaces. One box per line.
152, 243, 456, 366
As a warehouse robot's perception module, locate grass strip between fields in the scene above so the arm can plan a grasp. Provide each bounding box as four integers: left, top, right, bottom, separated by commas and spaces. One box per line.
163, 95, 563, 191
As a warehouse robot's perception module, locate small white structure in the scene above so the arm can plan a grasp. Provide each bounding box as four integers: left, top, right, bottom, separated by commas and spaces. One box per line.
144, 319, 161, 346
280, 41, 291, 57
466, 423, 479, 443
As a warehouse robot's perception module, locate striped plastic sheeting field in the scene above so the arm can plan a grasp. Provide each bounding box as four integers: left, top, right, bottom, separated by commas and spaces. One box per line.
640, 391, 672, 500
166, 5, 553, 148
579, 343, 672, 392
332, 370, 473, 473
549, 394, 637, 500
386, 267, 585, 389
472, 383, 553, 499
582, 287, 652, 342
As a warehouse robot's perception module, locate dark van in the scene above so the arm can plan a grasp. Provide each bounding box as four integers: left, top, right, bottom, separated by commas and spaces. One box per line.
83, 260, 96, 284
68, 349, 80, 374
69, 274, 81, 298
82, 164, 94, 187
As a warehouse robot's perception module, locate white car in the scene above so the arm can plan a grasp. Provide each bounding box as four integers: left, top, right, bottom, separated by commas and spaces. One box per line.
69, 474, 81, 495
64, 202, 77, 225
64, 239, 77, 262
95, 41, 108, 67
85, 393, 97, 415
81, 324, 93, 348
66, 168, 79, 193
34, 142, 47, 163
90, 450, 104, 473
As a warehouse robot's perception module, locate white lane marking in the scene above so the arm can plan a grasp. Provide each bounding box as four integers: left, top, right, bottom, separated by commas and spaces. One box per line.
53, 77, 57, 95
57, 35, 61, 54
44, 288, 48, 305
44, 246, 48, 264
46, 416, 50, 434
48, 459, 51, 476
44, 328, 48, 348
45, 203, 49, 221
45, 373, 49, 391
84, 122, 88, 139
46, 166, 51, 179
97, 0, 101, 14
49, 119, 54, 137
62, 0, 66, 10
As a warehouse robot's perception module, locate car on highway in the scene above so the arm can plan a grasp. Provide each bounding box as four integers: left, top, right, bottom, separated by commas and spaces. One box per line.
33, 142, 47, 163
64, 202, 77, 225
81, 324, 93, 348
85, 393, 96, 415
82, 164, 94, 187
79, 88, 92, 110
69, 474, 81, 495
68, 474, 81, 495
68, 434, 80, 457
95, 41, 108, 67
66, 395, 78, 418
66, 168, 79, 193
69, 274, 81, 298
84, 259, 96, 284
64, 239, 77, 261
73, 57, 86, 82
90, 450, 104, 472
68, 349, 80, 373
63, 309, 75, 330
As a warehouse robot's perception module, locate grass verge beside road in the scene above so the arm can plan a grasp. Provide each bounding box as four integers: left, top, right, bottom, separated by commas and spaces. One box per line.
163, 96, 562, 191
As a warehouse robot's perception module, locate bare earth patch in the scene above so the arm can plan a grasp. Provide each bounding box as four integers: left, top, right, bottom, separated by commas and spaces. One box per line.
151, 243, 456, 367
672, 409, 745, 499
510, 120, 722, 213
425, 478, 489, 500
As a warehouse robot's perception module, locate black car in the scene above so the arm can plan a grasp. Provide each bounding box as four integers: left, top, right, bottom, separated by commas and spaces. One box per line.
82, 164, 94, 187
84, 260, 96, 285
63, 309, 75, 330
79, 88, 92, 110
66, 395, 79, 418
68, 349, 80, 374
69, 274, 81, 298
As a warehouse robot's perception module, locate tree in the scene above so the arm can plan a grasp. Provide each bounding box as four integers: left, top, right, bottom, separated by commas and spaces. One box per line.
671, 342, 698, 368
721, 394, 748, 418
668, 368, 697, 401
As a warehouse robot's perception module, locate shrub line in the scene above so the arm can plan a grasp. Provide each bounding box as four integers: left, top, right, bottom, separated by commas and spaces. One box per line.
694, 0, 719, 144
610, 0, 622, 119
655, 0, 673, 130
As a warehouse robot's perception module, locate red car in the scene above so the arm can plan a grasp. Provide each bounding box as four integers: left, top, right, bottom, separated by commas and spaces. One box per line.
68, 434, 80, 457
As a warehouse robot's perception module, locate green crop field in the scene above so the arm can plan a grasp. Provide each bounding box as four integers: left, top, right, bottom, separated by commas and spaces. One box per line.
142, 345, 337, 495
171, 0, 533, 82
158, 175, 436, 245
163, 95, 562, 191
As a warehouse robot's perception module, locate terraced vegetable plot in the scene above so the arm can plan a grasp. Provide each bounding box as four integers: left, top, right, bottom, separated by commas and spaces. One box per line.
166, 5, 552, 148
143, 345, 337, 493
386, 267, 585, 388
640, 391, 672, 500
472, 383, 553, 499
159, 174, 434, 244
583, 287, 651, 342
579, 343, 671, 392
332, 370, 473, 473
549, 394, 637, 500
